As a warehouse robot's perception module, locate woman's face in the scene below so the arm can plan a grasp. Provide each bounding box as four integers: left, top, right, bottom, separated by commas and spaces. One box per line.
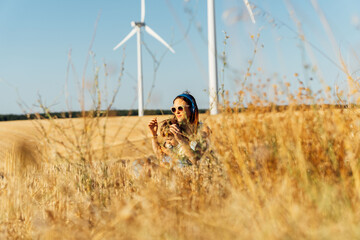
173, 98, 191, 123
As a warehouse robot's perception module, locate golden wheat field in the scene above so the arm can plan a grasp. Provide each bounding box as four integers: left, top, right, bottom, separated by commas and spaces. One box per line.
1, 107, 360, 239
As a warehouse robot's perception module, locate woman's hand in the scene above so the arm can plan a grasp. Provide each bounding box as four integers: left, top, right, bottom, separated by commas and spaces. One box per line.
170, 124, 198, 165
170, 124, 188, 144
148, 118, 158, 137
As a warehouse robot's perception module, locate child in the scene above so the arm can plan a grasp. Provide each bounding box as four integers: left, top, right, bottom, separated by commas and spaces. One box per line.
148, 118, 179, 167
148, 117, 194, 167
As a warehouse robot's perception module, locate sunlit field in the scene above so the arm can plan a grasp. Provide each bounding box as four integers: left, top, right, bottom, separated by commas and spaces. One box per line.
2, 1, 360, 239
1, 97, 360, 239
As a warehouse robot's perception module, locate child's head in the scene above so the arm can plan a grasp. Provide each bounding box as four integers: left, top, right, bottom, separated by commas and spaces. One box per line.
160, 118, 178, 149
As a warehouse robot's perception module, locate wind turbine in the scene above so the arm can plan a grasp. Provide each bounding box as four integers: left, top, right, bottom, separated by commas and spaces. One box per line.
113, 0, 175, 116
207, 0, 255, 115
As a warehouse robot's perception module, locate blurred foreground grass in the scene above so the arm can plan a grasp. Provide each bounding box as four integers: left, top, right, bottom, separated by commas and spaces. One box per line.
1, 101, 360, 239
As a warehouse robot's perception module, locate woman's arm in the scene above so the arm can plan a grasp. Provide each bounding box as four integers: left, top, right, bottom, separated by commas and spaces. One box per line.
148, 118, 165, 160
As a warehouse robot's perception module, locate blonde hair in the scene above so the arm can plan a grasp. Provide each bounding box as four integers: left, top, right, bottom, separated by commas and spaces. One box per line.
159, 118, 177, 137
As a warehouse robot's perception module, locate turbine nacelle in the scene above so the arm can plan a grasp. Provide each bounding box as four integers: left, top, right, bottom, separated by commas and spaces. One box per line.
131, 21, 145, 27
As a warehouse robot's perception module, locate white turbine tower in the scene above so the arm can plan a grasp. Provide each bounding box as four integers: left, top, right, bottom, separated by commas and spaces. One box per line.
114, 0, 175, 116
207, 0, 255, 115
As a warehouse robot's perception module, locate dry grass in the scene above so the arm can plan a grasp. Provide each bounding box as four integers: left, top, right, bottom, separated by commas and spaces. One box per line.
1, 102, 360, 239
1, 13, 359, 237
2, 0, 359, 238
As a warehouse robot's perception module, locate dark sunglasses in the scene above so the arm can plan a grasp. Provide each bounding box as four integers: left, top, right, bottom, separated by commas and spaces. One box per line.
171, 105, 189, 113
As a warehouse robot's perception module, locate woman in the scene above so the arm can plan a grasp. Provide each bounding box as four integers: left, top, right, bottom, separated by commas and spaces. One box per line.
169, 91, 210, 165
148, 91, 210, 166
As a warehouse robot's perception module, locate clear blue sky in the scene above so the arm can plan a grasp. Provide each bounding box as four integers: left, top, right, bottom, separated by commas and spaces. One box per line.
1, 0, 359, 114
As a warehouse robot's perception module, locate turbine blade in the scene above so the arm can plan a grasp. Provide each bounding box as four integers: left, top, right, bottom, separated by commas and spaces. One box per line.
243, 0, 256, 24
113, 28, 137, 50
141, 0, 145, 22
144, 25, 175, 53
